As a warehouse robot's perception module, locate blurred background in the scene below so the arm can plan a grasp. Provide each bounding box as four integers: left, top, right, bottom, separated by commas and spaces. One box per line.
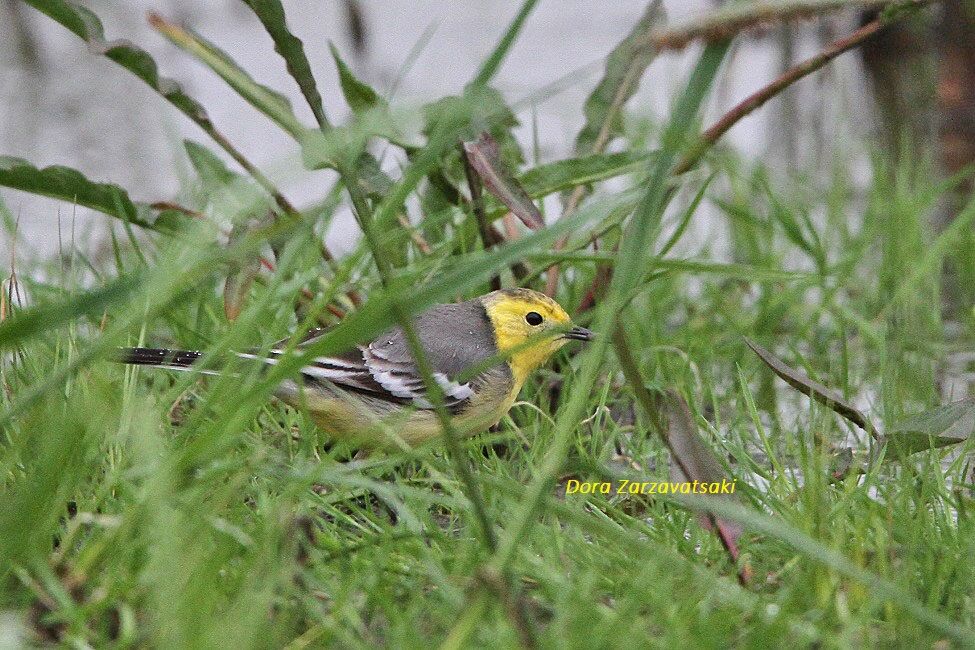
0, 0, 969, 256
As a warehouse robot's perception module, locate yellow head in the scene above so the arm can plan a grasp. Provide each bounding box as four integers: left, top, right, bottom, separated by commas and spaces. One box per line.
480, 288, 592, 386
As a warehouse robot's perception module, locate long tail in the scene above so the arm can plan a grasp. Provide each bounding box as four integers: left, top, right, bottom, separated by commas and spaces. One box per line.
115, 347, 203, 370
115, 347, 303, 400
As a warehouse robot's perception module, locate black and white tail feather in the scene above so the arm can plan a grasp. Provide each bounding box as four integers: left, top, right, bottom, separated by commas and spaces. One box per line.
115, 305, 498, 415
117, 341, 477, 412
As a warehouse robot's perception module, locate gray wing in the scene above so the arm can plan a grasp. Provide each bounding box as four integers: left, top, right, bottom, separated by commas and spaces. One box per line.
263, 301, 500, 411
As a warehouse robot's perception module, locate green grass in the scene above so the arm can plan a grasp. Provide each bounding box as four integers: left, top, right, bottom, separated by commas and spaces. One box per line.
3, 149, 975, 647
3, 0, 975, 647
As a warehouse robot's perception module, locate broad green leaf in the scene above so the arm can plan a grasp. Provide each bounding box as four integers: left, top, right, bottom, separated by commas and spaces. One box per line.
370, 92, 486, 235
299, 120, 372, 171
24, 0, 289, 218
575, 0, 662, 155
184, 140, 237, 187
518, 151, 651, 199
462, 133, 543, 230
470, 0, 540, 87
330, 43, 382, 114
351, 151, 396, 198
183, 140, 268, 219
242, 0, 329, 129
415, 86, 522, 239
328, 43, 409, 151
0, 156, 152, 228
885, 398, 975, 458
23, 0, 214, 132
149, 13, 306, 140
423, 86, 523, 170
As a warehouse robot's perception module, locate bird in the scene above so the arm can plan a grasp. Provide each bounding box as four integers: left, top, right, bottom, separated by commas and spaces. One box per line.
117, 288, 593, 448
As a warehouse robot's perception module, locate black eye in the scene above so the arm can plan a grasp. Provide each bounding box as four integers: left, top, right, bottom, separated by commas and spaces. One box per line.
525, 311, 543, 326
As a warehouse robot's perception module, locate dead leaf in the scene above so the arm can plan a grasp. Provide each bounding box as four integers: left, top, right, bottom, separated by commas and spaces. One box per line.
745, 338, 877, 438
462, 132, 544, 231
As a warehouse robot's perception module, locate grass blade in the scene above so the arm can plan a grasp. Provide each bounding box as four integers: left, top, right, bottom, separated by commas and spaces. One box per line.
546, 0, 662, 295
614, 326, 750, 584
149, 13, 306, 140
660, 390, 749, 580
518, 151, 652, 199
0, 273, 142, 350
241, 0, 330, 130
294, 204, 601, 361
470, 0, 540, 88
575, 0, 662, 155
488, 40, 731, 579
21, 1, 288, 207
667, 493, 975, 646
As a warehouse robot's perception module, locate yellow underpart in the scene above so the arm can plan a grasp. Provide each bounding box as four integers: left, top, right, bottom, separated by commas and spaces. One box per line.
288, 374, 517, 448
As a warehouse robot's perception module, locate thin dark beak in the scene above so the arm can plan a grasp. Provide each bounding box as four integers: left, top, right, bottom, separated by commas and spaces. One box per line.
563, 326, 594, 342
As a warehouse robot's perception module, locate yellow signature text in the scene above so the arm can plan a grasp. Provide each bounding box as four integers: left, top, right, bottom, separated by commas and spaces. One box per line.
564, 478, 737, 496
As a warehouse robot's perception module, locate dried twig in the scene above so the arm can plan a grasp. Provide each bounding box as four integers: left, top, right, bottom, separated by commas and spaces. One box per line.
577, 1, 928, 307
647, 0, 920, 51
673, 1, 931, 175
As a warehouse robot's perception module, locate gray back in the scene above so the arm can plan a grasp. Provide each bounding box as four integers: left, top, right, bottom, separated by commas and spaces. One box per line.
369, 300, 497, 378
